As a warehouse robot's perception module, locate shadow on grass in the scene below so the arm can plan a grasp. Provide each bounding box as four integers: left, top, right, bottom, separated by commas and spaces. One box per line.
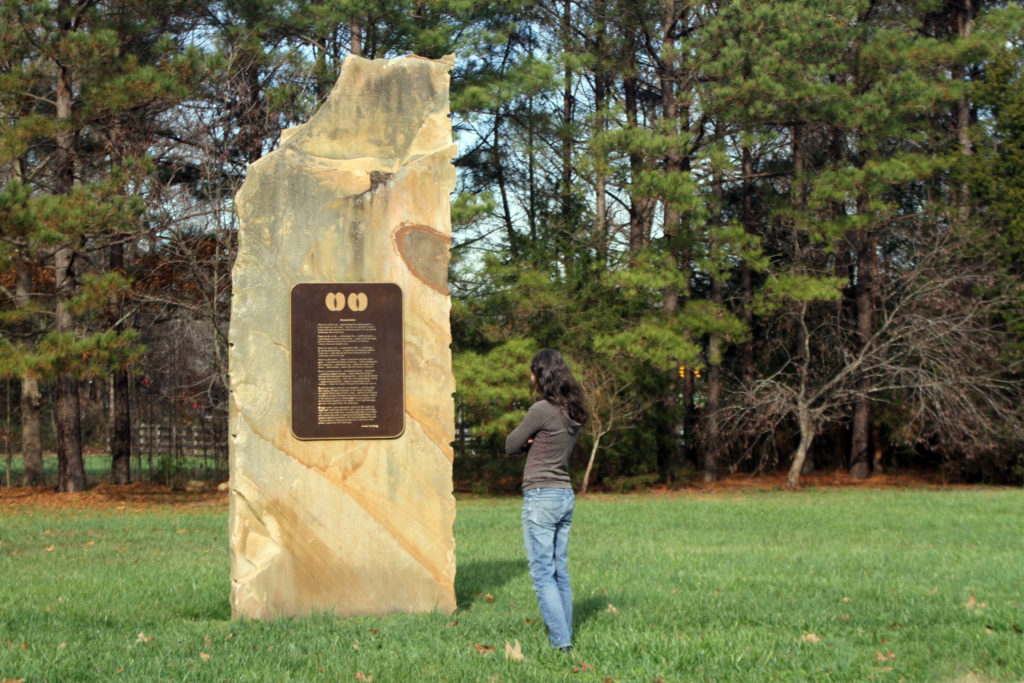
573, 595, 610, 636
455, 559, 524, 609
181, 599, 232, 622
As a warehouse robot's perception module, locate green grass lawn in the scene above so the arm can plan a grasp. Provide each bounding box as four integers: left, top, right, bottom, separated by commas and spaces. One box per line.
1, 488, 1021, 681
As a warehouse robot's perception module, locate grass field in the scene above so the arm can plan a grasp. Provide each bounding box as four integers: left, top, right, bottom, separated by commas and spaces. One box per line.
1, 486, 1021, 681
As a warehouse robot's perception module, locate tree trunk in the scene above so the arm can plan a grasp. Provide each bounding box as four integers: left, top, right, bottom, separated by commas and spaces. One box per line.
560, 0, 574, 225
54, 39, 86, 493
15, 257, 44, 485
851, 227, 876, 479
954, 0, 974, 222
704, 152, 725, 482
624, 76, 654, 250
527, 95, 538, 242
704, 354, 722, 481
55, 249, 85, 493
682, 366, 698, 469
20, 377, 44, 486
705, 280, 723, 482
740, 143, 756, 386
594, 160, 608, 259
657, 31, 686, 483
110, 370, 131, 485
849, 231, 875, 480
107, 119, 134, 486
55, 372, 85, 492
787, 405, 815, 489
850, 394, 871, 479
593, 27, 609, 261
493, 108, 517, 254
788, 302, 814, 488
580, 433, 602, 495
350, 20, 363, 58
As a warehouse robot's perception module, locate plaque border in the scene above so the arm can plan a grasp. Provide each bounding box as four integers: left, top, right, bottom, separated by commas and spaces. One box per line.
289, 282, 406, 441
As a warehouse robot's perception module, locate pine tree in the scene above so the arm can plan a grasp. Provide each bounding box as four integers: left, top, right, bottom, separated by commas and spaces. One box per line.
0, 0, 198, 490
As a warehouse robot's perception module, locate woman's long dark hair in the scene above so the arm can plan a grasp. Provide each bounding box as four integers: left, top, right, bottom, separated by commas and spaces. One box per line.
530, 349, 587, 424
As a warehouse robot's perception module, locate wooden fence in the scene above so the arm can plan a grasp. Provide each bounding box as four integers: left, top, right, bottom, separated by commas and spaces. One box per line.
132, 421, 227, 476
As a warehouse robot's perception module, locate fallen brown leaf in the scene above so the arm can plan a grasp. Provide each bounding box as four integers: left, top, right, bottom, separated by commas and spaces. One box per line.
199, 652, 210, 662
606, 604, 618, 614
473, 643, 495, 656
876, 651, 896, 662
573, 661, 594, 673
800, 633, 822, 644
964, 595, 988, 609
504, 640, 525, 661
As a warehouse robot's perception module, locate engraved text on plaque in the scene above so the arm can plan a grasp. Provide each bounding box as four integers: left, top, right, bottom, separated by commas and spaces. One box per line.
291, 283, 403, 439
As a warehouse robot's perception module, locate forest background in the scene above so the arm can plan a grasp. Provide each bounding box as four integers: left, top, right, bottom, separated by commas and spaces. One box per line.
1, 0, 1023, 493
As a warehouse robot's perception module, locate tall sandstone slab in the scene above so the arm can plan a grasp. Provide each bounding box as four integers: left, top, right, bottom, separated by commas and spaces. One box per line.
229, 54, 457, 619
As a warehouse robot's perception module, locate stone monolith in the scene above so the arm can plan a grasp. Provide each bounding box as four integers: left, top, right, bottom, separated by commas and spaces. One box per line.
228, 53, 457, 619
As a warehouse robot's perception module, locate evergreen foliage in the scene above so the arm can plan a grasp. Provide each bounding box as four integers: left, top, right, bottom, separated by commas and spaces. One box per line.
0, 0, 1021, 490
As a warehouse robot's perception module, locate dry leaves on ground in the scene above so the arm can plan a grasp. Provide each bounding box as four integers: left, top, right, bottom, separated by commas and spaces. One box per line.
3, 470, 990, 513
964, 595, 987, 609
504, 640, 525, 661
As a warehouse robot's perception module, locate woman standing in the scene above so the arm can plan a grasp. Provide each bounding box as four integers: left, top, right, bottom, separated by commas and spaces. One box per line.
505, 349, 587, 652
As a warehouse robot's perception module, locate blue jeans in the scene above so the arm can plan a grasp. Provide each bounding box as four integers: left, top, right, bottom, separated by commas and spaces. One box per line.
522, 487, 574, 649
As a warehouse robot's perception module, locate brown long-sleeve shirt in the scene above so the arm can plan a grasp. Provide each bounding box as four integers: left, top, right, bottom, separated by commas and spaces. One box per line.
505, 400, 582, 492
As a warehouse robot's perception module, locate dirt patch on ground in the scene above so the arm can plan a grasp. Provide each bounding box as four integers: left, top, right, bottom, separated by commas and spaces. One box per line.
2, 469, 996, 512
665, 469, 978, 494
0, 481, 229, 512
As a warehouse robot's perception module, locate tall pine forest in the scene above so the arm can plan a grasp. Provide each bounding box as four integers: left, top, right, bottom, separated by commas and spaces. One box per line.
1, 0, 1022, 491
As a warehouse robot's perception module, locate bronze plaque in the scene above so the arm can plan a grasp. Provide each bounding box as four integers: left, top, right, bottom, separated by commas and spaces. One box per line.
291, 283, 404, 440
